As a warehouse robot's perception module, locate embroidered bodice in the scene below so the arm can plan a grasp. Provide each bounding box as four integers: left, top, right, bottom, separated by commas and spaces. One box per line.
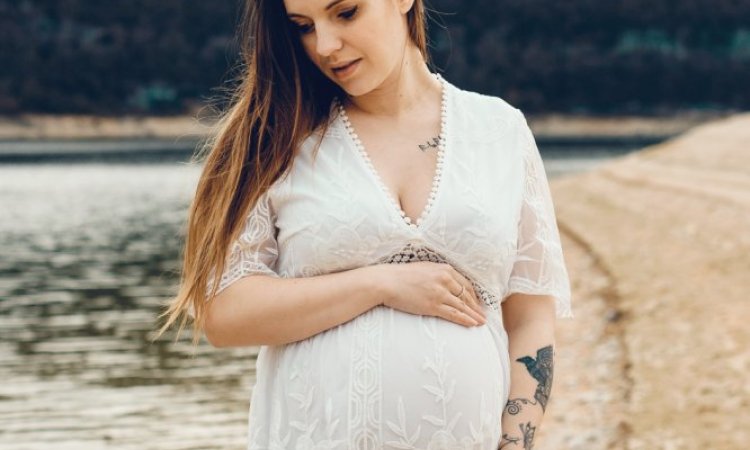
207, 76, 573, 319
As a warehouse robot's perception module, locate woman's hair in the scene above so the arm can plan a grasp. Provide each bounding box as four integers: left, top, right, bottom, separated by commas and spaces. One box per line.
153, 0, 431, 346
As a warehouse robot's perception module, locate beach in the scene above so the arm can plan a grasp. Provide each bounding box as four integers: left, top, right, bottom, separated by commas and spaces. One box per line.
540, 113, 750, 449
0, 111, 732, 141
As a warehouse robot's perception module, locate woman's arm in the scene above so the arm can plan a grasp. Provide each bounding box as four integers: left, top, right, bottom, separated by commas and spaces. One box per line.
205, 264, 387, 347
206, 261, 487, 348
499, 293, 557, 449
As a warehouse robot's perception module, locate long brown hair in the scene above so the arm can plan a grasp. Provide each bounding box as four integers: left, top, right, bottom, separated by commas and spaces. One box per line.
153, 0, 431, 346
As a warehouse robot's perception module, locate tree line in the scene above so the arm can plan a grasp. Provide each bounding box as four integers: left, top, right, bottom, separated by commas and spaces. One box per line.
1, 0, 748, 115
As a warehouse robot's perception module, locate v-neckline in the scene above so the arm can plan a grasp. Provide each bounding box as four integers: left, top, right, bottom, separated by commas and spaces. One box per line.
335, 73, 450, 232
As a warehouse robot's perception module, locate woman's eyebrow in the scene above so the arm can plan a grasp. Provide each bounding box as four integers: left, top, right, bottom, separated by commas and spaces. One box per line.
287, 0, 347, 18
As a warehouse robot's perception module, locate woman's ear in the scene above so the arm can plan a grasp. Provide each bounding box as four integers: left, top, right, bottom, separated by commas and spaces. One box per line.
395, 0, 416, 15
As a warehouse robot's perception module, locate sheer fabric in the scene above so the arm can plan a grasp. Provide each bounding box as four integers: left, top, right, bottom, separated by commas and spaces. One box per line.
505, 113, 573, 313
199, 75, 573, 449
207, 190, 281, 294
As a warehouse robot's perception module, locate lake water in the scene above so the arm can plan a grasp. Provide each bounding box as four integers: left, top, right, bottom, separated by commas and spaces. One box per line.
0, 142, 643, 449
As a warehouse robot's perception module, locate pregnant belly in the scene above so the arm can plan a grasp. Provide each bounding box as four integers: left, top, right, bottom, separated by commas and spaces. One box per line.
274, 305, 510, 448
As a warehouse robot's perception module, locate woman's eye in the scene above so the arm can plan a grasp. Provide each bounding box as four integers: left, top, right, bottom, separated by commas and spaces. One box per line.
293, 22, 314, 34
339, 6, 358, 20
290, 6, 356, 34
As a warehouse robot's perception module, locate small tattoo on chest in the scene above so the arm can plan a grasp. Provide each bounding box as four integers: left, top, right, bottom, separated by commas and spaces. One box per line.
418, 136, 442, 152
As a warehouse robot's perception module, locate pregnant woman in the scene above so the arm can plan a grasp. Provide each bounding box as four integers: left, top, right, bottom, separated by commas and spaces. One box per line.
156, 0, 574, 448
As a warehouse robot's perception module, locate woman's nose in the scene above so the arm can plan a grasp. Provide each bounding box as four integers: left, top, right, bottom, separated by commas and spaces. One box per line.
315, 24, 343, 58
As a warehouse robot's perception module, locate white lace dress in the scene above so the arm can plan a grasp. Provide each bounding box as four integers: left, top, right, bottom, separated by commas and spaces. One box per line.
206, 75, 574, 450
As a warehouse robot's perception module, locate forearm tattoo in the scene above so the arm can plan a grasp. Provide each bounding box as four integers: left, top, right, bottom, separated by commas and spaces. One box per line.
499, 422, 536, 450
498, 344, 554, 449
498, 431, 521, 449
514, 344, 554, 412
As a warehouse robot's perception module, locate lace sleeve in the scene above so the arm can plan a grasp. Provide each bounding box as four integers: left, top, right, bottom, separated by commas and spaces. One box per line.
186, 189, 280, 319
210, 189, 280, 296
504, 110, 574, 319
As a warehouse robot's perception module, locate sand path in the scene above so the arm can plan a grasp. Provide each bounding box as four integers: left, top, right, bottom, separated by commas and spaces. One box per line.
539, 113, 750, 449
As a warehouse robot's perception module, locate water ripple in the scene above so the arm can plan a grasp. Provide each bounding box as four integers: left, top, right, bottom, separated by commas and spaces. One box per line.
1, 163, 258, 449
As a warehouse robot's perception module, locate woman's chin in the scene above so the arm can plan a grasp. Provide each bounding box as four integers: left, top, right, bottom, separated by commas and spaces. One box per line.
328, 72, 373, 97
335, 81, 368, 97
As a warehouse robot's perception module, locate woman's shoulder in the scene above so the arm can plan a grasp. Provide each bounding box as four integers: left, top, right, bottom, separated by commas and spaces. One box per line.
449, 81, 527, 134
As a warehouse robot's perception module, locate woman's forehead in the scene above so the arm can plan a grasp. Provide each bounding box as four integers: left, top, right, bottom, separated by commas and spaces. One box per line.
285, 0, 352, 18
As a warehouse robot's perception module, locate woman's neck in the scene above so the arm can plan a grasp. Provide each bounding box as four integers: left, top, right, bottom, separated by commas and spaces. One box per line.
343, 46, 441, 120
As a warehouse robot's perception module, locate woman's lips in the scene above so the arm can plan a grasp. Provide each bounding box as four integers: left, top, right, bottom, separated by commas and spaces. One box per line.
332, 59, 361, 79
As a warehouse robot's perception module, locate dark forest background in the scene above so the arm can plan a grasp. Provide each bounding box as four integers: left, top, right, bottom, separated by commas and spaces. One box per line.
1, 0, 748, 115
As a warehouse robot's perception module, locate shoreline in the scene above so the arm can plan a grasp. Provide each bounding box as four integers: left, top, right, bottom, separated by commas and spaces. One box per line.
544, 111, 750, 449
0, 110, 734, 141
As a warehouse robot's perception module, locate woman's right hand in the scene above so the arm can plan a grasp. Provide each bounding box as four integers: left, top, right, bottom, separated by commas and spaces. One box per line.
374, 261, 487, 327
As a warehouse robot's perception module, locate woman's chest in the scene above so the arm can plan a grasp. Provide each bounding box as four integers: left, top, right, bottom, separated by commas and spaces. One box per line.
269, 122, 524, 281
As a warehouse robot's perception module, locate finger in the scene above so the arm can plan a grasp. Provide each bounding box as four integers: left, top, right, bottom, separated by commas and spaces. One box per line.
461, 285, 485, 317
471, 285, 482, 308
451, 278, 485, 318
444, 291, 485, 325
460, 293, 487, 324
436, 303, 478, 327
463, 279, 483, 310
447, 268, 485, 313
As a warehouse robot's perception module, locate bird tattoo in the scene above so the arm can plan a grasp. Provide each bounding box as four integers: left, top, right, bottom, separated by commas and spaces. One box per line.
515, 344, 554, 412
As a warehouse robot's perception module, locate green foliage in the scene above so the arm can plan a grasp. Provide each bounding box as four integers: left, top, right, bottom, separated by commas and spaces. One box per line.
730, 29, 750, 60
1, 0, 748, 114
127, 83, 179, 113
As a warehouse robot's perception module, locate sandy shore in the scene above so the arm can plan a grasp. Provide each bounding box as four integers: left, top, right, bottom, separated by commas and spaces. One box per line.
0, 114, 212, 141
0, 111, 733, 141
539, 112, 750, 449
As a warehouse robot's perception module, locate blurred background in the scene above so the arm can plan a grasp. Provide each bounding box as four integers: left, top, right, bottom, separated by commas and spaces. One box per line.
1, 1, 748, 449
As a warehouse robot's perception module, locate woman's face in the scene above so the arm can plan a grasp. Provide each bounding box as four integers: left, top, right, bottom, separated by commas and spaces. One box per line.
283, 0, 414, 96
